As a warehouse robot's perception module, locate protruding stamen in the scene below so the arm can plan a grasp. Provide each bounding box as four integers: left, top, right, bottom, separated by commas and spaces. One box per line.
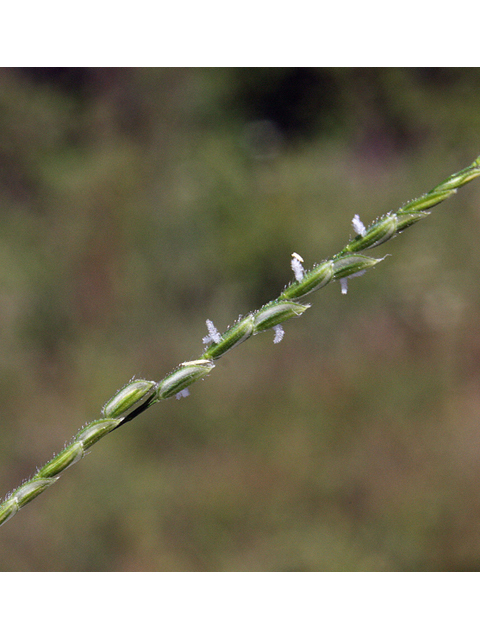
291, 252, 305, 282
340, 269, 367, 295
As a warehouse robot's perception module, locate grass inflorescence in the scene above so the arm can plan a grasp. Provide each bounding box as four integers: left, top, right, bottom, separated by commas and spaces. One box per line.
0, 155, 479, 527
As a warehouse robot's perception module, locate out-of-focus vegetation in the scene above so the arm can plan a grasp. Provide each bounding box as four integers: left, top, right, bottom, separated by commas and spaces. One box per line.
1, 68, 480, 571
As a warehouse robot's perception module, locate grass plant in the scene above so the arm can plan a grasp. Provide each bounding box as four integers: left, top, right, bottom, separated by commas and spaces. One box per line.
1, 155, 479, 527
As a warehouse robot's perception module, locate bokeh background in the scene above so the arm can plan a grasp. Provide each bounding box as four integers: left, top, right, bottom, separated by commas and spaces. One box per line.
1, 68, 480, 571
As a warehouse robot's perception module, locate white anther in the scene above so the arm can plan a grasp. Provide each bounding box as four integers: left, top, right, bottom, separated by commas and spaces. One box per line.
202, 319, 222, 345
352, 214, 366, 237
291, 252, 305, 282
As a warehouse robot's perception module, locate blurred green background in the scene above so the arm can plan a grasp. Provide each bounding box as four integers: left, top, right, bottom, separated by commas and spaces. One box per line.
1, 68, 480, 571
